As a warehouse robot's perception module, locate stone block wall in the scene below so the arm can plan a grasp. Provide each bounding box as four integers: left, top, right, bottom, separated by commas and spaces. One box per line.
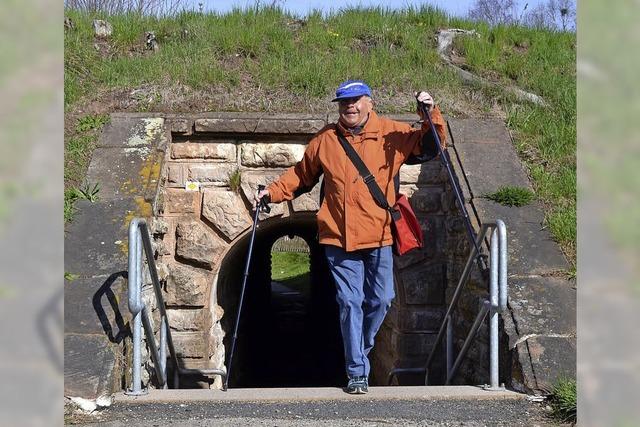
146, 113, 466, 388
372, 168, 470, 384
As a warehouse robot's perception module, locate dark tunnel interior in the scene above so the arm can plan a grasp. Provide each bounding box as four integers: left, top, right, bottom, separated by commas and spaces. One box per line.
217, 214, 346, 388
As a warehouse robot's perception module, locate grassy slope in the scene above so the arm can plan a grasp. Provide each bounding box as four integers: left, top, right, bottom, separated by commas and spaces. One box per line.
64, 6, 575, 264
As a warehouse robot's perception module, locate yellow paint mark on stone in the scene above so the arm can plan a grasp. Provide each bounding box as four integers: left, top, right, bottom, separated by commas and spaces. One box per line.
120, 179, 133, 195
117, 238, 129, 257
120, 197, 153, 257
139, 156, 161, 184
119, 118, 165, 257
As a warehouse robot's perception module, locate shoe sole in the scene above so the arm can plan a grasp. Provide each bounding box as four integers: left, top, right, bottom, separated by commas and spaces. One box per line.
347, 386, 368, 395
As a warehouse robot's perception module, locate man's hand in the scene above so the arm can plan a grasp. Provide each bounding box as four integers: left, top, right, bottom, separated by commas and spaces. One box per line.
253, 188, 270, 210
414, 91, 435, 119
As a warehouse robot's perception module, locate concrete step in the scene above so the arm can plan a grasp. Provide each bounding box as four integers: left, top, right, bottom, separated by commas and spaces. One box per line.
115, 385, 525, 403
68, 387, 552, 427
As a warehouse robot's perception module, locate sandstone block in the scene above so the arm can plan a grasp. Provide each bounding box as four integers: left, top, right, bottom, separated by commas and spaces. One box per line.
150, 218, 169, 235
155, 240, 171, 256
393, 331, 436, 357
162, 189, 200, 215
399, 263, 446, 305
388, 305, 445, 332
398, 184, 418, 198
186, 163, 238, 185
421, 215, 446, 257
169, 118, 193, 135
202, 190, 252, 240
167, 309, 207, 331
172, 332, 208, 358
254, 118, 325, 134
240, 143, 306, 167
213, 304, 224, 322
400, 162, 446, 184
171, 143, 236, 161
167, 164, 184, 186
399, 164, 421, 184
165, 263, 209, 307
240, 171, 287, 218
290, 180, 322, 212
410, 187, 442, 213
195, 117, 324, 134
441, 191, 457, 213
175, 221, 225, 268
446, 216, 466, 233
208, 322, 224, 355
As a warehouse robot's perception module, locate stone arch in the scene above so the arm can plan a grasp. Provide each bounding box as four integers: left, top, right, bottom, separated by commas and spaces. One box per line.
214, 212, 345, 388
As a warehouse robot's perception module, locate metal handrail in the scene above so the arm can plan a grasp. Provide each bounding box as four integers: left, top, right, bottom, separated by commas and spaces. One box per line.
387, 220, 508, 390
126, 218, 226, 395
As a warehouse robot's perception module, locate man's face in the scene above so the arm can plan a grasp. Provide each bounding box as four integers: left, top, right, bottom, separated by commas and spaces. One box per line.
338, 96, 373, 128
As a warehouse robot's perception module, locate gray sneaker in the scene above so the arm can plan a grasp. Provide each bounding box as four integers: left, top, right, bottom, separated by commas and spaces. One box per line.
346, 376, 368, 394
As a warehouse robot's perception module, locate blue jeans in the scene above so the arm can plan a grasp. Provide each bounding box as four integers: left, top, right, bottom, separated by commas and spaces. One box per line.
324, 245, 395, 379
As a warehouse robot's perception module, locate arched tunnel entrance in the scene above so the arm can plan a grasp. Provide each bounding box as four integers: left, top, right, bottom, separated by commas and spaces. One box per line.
216, 213, 345, 388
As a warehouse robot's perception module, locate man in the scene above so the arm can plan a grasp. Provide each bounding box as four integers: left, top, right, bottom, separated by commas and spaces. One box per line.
255, 80, 446, 394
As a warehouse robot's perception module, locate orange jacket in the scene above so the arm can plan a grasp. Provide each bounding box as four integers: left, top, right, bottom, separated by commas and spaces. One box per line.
267, 109, 447, 252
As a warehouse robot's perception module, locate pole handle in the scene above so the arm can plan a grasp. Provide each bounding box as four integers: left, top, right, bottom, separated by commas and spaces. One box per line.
257, 184, 271, 213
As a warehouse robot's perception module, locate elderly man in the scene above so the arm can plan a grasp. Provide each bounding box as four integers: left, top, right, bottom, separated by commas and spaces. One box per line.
256, 80, 446, 394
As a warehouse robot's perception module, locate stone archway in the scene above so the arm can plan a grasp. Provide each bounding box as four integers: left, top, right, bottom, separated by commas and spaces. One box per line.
215, 213, 344, 388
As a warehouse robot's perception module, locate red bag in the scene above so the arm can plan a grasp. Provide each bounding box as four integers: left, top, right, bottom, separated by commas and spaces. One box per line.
391, 194, 424, 256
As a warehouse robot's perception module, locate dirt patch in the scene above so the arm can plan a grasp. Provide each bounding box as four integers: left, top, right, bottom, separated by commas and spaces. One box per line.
67, 79, 507, 127
450, 49, 467, 67
514, 40, 530, 54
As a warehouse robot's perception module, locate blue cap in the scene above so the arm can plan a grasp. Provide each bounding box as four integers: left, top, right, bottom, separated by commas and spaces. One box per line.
331, 80, 372, 102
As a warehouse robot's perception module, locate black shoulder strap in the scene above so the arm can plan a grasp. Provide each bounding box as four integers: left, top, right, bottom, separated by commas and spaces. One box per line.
336, 131, 401, 221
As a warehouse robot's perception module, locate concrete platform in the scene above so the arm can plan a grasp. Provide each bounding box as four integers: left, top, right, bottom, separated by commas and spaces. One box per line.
115, 386, 526, 403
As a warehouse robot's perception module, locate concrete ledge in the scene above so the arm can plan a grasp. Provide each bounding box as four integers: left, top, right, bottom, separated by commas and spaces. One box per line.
114, 386, 526, 403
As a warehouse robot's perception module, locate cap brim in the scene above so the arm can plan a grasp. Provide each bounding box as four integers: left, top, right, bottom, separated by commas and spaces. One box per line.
331, 93, 370, 102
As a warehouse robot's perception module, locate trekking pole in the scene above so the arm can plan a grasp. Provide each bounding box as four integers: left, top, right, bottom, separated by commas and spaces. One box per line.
224, 185, 271, 391
418, 101, 487, 272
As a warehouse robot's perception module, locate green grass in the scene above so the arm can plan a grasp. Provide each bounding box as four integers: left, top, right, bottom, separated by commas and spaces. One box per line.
548, 378, 577, 424
484, 186, 535, 207
64, 272, 80, 282
454, 23, 576, 259
227, 168, 242, 193
64, 6, 575, 263
64, 113, 110, 223
271, 251, 311, 294
271, 251, 310, 282
76, 114, 110, 132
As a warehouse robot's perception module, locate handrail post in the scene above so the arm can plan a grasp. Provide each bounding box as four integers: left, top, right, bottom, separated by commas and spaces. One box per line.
126, 220, 147, 395
483, 222, 507, 391
497, 220, 508, 312
488, 228, 500, 390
